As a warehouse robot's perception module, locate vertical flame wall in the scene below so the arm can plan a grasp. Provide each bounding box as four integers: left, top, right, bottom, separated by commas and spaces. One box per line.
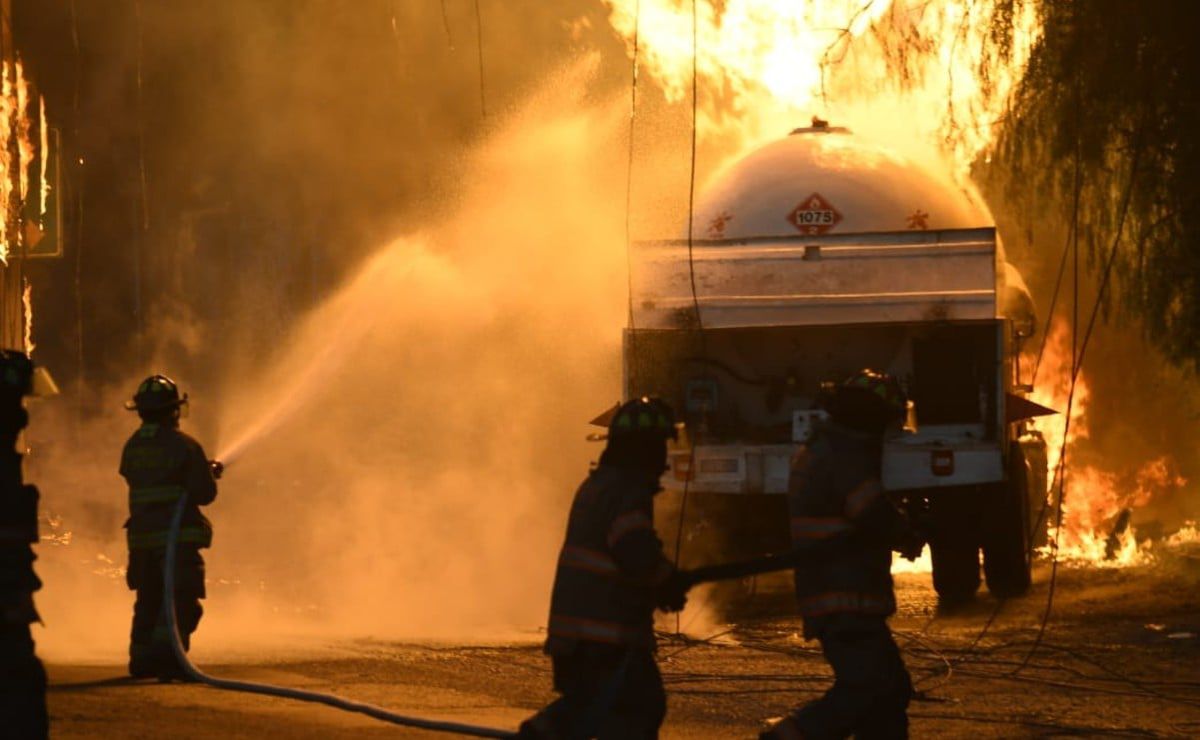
0, 0, 48, 353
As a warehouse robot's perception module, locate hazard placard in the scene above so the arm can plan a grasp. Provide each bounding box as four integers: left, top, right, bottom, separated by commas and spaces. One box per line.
787, 193, 842, 235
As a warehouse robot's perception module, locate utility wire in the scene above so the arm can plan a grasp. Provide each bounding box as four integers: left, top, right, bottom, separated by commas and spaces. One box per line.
132, 0, 149, 359
1031, 220, 1072, 384
922, 70, 1073, 684
474, 0, 485, 117
939, 83, 1127, 687
623, 0, 641, 390
1027, 80, 1086, 553
1013, 130, 1144, 676
132, 3, 149, 232
69, 0, 85, 438
683, 0, 703, 338
672, 0, 703, 635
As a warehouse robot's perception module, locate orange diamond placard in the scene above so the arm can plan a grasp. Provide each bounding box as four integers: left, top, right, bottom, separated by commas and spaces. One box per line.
787, 193, 842, 235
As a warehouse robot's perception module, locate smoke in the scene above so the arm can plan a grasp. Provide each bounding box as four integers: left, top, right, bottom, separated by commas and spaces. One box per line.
28, 55, 704, 659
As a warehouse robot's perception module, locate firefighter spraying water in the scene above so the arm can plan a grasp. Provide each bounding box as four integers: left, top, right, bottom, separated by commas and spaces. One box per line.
119, 375, 222, 681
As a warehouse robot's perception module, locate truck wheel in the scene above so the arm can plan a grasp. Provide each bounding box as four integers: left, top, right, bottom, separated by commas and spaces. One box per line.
928, 490, 982, 605
982, 449, 1033, 598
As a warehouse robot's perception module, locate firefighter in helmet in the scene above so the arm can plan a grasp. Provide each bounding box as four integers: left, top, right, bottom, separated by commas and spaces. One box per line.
120, 375, 221, 680
762, 369, 919, 739
518, 397, 689, 739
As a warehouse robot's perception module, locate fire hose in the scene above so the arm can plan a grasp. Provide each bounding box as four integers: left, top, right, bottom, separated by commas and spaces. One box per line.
681, 529, 924, 587
161, 493, 516, 738
682, 551, 802, 586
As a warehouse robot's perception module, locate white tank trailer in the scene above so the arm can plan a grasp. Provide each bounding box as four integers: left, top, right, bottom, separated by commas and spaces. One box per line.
626, 122, 1050, 602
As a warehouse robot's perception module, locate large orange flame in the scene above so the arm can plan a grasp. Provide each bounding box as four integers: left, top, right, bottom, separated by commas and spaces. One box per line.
1030, 321, 1188, 567
14, 61, 32, 206
22, 279, 33, 353
0, 60, 40, 264
601, 0, 1040, 173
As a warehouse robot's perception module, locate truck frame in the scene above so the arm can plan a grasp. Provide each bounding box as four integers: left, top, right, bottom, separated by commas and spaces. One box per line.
626, 225, 1048, 602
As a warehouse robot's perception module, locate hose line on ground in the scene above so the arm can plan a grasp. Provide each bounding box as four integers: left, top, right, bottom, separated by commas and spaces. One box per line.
162, 496, 516, 738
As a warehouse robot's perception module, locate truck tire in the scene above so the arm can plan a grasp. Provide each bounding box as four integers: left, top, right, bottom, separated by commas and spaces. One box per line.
982, 448, 1033, 598
928, 490, 982, 605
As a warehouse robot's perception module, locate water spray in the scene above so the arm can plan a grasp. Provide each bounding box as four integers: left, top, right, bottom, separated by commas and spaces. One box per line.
161, 491, 516, 738
215, 265, 389, 466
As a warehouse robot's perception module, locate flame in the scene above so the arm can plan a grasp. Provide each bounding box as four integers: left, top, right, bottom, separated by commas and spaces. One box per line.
0, 60, 40, 263
1028, 321, 1089, 479
14, 61, 32, 206
1029, 320, 1188, 567
39, 95, 49, 223
601, 0, 1041, 173
1164, 522, 1199, 547
22, 279, 33, 353
0, 63, 13, 263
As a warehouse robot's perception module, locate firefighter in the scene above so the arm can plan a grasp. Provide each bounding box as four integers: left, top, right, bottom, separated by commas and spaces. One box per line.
518, 397, 689, 739
120, 375, 220, 681
761, 369, 919, 740
0, 350, 52, 738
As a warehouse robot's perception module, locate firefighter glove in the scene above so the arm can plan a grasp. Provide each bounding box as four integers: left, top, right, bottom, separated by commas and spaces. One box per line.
655, 570, 690, 613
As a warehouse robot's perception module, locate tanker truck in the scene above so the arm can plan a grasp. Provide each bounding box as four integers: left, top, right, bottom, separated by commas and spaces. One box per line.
626, 121, 1049, 603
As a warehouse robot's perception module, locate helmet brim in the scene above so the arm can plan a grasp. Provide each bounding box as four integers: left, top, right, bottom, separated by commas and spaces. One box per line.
125, 393, 188, 412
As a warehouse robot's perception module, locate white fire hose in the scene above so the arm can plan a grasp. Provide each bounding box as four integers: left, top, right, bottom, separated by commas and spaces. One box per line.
162, 495, 516, 738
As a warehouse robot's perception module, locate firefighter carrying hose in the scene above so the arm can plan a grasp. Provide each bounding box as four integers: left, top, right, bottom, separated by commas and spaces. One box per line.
761, 369, 920, 740
120, 375, 222, 681
518, 397, 689, 739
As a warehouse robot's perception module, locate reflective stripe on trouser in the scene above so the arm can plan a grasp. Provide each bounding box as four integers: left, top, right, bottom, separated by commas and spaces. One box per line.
128, 526, 211, 550
548, 615, 647, 645
797, 591, 894, 618
129, 485, 186, 505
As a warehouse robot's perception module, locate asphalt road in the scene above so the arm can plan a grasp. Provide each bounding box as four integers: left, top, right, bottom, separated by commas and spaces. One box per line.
46, 551, 1200, 738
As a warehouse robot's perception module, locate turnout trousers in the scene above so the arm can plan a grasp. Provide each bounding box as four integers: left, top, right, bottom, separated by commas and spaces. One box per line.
0, 622, 47, 738
127, 547, 205, 678
770, 615, 911, 740
519, 643, 666, 739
